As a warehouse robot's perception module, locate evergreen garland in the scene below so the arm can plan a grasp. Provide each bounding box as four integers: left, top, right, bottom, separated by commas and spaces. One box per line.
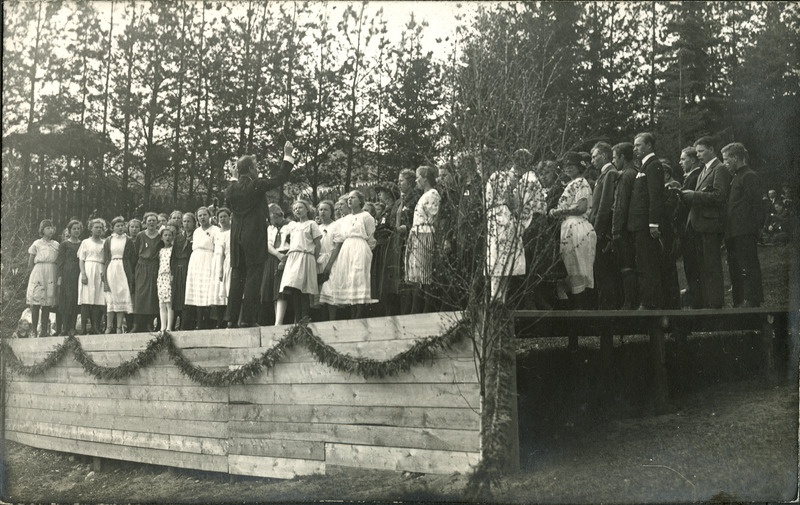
1, 317, 470, 386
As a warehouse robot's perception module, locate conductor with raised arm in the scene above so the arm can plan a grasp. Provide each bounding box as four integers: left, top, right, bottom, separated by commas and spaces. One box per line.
226, 141, 296, 327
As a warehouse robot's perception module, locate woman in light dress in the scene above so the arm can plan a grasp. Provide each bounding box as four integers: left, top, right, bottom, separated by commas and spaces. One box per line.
320, 191, 377, 319
405, 165, 440, 313
211, 207, 232, 328
549, 153, 597, 308
26, 219, 59, 337
276, 199, 322, 325
102, 216, 136, 334
485, 164, 527, 304
311, 200, 336, 316
78, 218, 107, 334
184, 206, 220, 330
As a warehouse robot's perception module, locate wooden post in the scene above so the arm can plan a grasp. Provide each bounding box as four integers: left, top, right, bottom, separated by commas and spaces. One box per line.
649, 319, 669, 414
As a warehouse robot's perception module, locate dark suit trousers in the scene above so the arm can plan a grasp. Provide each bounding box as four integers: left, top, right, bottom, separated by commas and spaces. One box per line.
682, 227, 703, 308
594, 237, 621, 309
725, 235, 763, 306
227, 261, 266, 326
693, 231, 725, 308
634, 229, 663, 309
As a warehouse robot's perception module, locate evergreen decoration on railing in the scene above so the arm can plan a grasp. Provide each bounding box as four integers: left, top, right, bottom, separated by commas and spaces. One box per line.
0, 317, 470, 387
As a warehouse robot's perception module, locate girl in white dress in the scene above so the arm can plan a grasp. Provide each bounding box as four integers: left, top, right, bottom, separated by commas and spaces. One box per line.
311, 200, 336, 311
320, 191, 377, 319
103, 216, 135, 334
405, 165, 441, 313
78, 219, 107, 334
26, 219, 59, 337
184, 206, 220, 329
157, 225, 176, 331
211, 207, 232, 328
276, 200, 322, 325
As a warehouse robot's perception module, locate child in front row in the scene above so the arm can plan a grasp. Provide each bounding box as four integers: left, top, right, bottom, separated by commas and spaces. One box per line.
157, 225, 176, 332
276, 199, 322, 325
26, 219, 59, 337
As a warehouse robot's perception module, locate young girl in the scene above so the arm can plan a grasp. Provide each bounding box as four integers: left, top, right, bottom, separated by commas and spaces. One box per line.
132, 213, 161, 333
276, 200, 322, 325
103, 216, 136, 334
56, 220, 82, 336
78, 218, 107, 334
258, 204, 287, 326
157, 225, 176, 332
319, 191, 377, 319
172, 212, 195, 330
127, 218, 142, 238
27, 219, 59, 337
311, 200, 337, 317
184, 206, 220, 330
211, 207, 232, 328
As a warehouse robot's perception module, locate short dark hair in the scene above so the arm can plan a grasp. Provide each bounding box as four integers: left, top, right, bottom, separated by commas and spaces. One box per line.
110, 216, 126, 228
694, 136, 716, 152
635, 132, 655, 149
416, 165, 438, 186
38, 219, 54, 236
612, 142, 634, 163
592, 142, 613, 161
399, 169, 416, 184
236, 155, 256, 175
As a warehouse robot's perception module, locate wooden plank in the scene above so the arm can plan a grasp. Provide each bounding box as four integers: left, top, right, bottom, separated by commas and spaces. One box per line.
229, 404, 480, 431
6, 419, 227, 455
6, 431, 228, 473
228, 454, 324, 479
229, 421, 480, 452
325, 443, 480, 475
6, 393, 230, 421
228, 382, 481, 409
74, 333, 161, 351
7, 336, 69, 353
3, 366, 201, 386
302, 311, 464, 345
7, 381, 229, 403
227, 438, 325, 460
6, 406, 228, 439
171, 327, 260, 348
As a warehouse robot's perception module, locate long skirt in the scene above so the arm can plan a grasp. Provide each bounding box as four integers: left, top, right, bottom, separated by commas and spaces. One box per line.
280, 251, 319, 295
58, 260, 80, 313
559, 216, 597, 294
134, 259, 159, 315
27, 262, 57, 306
78, 261, 105, 306
486, 205, 526, 278
172, 258, 189, 311
405, 230, 435, 285
105, 259, 133, 312
319, 237, 375, 306
185, 249, 215, 307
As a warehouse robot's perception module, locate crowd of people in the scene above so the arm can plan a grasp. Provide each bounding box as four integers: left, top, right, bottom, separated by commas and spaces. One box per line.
15, 136, 795, 338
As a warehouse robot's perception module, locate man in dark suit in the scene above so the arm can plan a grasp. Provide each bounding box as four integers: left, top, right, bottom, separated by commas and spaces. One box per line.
612, 142, 639, 309
226, 141, 295, 327
678, 146, 703, 308
588, 141, 621, 309
721, 142, 763, 307
628, 133, 665, 309
681, 136, 732, 309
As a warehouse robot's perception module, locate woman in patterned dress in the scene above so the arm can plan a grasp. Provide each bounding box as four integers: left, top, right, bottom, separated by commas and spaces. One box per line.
184, 206, 220, 330
132, 212, 161, 332
319, 191, 377, 319
211, 207, 232, 328
548, 154, 597, 308
405, 166, 441, 314
26, 219, 59, 337
102, 216, 136, 334
56, 220, 82, 336
276, 199, 322, 325
157, 225, 176, 332
78, 219, 107, 334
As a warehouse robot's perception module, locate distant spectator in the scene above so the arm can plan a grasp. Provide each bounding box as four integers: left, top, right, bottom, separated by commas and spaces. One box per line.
11, 318, 31, 339
763, 201, 791, 245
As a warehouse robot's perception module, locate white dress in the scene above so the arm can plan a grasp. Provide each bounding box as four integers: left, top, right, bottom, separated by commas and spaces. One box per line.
78, 238, 106, 306
211, 228, 231, 305
105, 234, 133, 312
184, 225, 220, 306
485, 169, 526, 278
405, 188, 440, 284
556, 177, 597, 294
26, 238, 59, 306
319, 211, 377, 306
279, 220, 322, 295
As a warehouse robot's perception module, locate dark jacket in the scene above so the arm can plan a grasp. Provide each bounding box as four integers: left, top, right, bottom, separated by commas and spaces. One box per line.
589, 164, 619, 239
226, 158, 293, 268
726, 165, 763, 238
627, 155, 665, 232
612, 162, 637, 237
687, 158, 732, 234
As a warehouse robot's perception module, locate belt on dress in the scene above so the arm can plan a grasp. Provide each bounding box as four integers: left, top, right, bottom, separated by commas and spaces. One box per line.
85, 259, 104, 263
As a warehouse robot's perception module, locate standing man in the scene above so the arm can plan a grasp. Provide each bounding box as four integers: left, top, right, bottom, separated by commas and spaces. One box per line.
722, 142, 763, 307
681, 136, 732, 309
226, 141, 295, 327
628, 133, 665, 310
678, 146, 703, 308
588, 141, 621, 309
612, 142, 639, 309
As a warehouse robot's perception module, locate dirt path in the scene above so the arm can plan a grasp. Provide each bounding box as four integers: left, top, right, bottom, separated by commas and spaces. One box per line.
2, 378, 796, 503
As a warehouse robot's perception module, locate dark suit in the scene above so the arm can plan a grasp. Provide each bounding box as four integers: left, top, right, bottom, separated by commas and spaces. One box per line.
679, 166, 702, 308
225, 157, 293, 326
589, 164, 621, 309
612, 162, 638, 308
725, 165, 763, 306
686, 158, 731, 308
627, 154, 665, 309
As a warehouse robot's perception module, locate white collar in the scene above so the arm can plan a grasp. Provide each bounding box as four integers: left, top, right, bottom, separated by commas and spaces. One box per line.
601, 162, 615, 174
704, 158, 718, 170
642, 153, 655, 165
